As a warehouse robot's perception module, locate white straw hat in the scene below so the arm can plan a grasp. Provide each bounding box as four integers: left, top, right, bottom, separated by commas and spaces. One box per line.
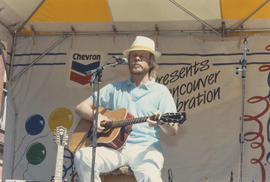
123, 36, 161, 59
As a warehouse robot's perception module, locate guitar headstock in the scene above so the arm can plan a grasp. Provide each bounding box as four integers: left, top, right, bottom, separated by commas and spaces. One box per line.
54, 126, 68, 147
160, 112, 186, 125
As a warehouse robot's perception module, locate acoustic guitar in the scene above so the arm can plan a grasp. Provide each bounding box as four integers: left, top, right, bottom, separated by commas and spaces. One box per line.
52, 126, 68, 182
69, 107, 186, 152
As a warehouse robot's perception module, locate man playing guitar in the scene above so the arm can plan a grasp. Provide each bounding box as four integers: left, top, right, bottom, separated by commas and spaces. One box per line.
74, 36, 179, 182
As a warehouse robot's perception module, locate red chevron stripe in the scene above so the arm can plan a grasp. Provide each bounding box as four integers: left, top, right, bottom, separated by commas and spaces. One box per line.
70, 71, 92, 85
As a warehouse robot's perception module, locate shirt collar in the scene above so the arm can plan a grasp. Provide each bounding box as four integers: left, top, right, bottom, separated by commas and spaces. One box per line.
127, 78, 155, 90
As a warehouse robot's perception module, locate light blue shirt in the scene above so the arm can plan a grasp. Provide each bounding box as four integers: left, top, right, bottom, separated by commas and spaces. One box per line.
92, 79, 177, 151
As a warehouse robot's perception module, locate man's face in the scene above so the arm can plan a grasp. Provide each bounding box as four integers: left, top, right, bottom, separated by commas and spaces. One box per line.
128, 50, 152, 75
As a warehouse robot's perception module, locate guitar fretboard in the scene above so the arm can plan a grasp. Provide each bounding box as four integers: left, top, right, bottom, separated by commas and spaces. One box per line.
112, 117, 148, 128
54, 145, 64, 182
102, 112, 185, 129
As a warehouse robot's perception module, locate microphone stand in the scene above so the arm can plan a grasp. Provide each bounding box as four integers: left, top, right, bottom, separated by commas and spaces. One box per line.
236, 37, 248, 182
89, 68, 101, 182
86, 58, 127, 182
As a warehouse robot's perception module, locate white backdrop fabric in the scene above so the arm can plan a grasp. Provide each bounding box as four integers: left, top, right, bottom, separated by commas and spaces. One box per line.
3, 34, 270, 182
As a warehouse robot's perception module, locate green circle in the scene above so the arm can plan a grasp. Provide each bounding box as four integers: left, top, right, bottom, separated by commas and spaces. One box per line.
26, 142, 46, 165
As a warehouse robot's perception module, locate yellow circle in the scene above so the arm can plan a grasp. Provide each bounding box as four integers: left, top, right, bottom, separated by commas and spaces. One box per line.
48, 107, 74, 131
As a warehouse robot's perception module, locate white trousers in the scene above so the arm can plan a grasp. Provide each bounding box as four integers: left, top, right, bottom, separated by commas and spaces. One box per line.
74, 143, 164, 182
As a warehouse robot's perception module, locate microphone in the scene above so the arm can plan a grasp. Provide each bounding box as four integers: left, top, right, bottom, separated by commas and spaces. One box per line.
86, 56, 128, 75
113, 56, 128, 64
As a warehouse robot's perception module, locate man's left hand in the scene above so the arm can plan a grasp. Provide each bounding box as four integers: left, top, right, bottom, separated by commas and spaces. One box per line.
147, 112, 161, 127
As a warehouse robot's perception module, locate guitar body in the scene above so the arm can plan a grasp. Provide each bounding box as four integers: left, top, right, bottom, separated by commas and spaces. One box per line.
69, 107, 133, 152
69, 107, 186, 153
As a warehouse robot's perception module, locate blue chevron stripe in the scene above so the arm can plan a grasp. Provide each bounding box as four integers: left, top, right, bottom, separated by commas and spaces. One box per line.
71, 61, 100, 74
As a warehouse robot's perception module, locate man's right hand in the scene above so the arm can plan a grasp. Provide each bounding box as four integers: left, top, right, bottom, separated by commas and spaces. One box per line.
96, 114, 109, 133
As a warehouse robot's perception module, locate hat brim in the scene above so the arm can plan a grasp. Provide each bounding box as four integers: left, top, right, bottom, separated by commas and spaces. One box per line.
123, 48, 161, 60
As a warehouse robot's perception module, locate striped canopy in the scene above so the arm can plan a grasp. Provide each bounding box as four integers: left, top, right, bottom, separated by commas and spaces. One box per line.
0, 0, 270, 37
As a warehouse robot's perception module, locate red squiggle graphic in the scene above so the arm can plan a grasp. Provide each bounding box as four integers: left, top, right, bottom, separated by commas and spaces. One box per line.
265, 44, 270, 51
247, 96, 270, 118
244, 94, 269, 182
244, 116, 265, 181
259, 65, 270, 72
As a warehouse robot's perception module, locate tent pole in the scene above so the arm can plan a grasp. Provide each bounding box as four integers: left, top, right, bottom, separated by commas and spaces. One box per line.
6, 31, 18, 115
16, 0, 46, 33
228, 0, 270, 32
2, 31, 19, 180
12, 34, 70, 82
168, 0, 221, 36
7, 31, 17, 86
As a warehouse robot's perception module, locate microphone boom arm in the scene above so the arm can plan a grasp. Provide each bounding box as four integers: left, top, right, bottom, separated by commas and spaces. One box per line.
86, 56, 127, 75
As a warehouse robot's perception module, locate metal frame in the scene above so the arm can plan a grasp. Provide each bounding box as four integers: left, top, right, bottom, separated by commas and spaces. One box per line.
169, 0, 221, 36
12, 34, 70, 82
228, 0, 270, 32
7, 32, 17, 86
2, 0, 46, 85
13, 27, 270, 38
9, 0, 270, 84
16, 0, 46, 33
0, 19, 13, 34
1, 0, 270, 180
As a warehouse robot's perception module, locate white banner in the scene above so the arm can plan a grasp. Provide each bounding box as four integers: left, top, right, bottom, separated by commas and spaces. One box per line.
2, 34, 270, 182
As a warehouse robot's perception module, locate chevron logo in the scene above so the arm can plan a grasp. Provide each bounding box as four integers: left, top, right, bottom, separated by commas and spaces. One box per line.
70, 61, 100, 85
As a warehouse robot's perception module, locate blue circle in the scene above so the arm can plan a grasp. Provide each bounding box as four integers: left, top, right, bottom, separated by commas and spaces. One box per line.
25, 114, 45, 135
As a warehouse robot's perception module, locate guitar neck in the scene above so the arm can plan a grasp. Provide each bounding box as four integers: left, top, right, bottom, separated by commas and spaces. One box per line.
54, 145, 64, 182
109, 116, 149, 128
101, 111, 186, 130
